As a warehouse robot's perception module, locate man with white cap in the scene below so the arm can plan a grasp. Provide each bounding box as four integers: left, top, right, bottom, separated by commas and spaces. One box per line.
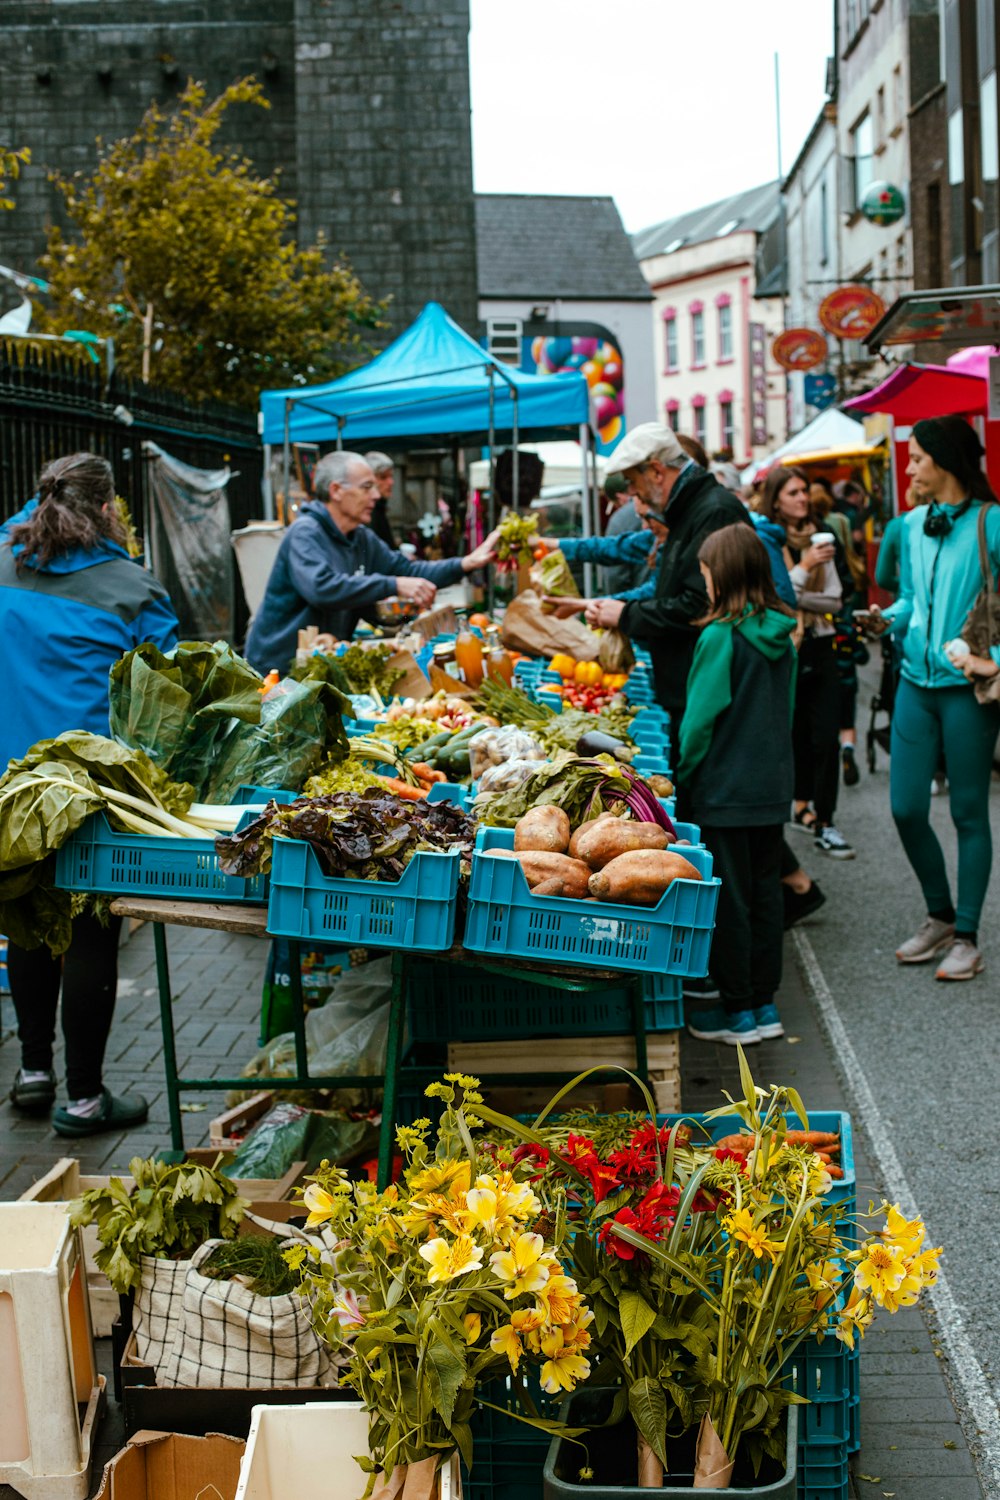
587, 422, 750, 727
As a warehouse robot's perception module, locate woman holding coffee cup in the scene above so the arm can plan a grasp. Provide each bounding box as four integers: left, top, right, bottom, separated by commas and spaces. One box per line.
757, 465, 856, 858
862, 417, 1000, 981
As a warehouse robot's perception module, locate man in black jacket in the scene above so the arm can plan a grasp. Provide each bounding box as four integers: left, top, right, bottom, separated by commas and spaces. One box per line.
586, 423, 751, 723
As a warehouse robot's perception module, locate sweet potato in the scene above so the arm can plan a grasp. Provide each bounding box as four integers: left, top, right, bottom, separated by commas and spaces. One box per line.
588, 848, 701, 906
514, 806, 571, 854
514, 850, 592, 899
575, 818, 672, 871
568, 812, 616, 859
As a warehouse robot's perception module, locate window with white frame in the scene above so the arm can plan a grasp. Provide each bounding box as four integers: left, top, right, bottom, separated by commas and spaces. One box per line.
718, 301, 733, 360
486, 317, 523, 365
692, 398, 707, 447
691, 308, 705, 366
720, 397, 734, 451
852, 112, 875, 209
663, 311, 678, 371
666, 400, 680, 432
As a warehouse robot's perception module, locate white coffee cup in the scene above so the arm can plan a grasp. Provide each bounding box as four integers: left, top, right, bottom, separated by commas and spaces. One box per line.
945, 637, 970, 664
811, 532, 835, 548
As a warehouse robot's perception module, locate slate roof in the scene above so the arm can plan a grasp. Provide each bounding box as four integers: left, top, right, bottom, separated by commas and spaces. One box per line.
632, 181, 781, 262
476, 194, 652, 302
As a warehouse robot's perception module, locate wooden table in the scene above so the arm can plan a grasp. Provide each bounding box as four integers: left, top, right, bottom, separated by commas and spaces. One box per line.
110, 898, 651, 1188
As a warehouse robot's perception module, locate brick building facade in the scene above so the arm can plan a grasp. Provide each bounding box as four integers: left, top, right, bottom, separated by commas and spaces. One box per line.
0, 0, 478, 339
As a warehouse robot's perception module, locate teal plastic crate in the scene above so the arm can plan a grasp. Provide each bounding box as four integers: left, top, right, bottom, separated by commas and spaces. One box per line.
54, 809, 267, 904
847, 1344, 860, 1453
425, 782, 470, 810
797, 1445, 850, 1500
632, 753, 673, 779
232, 785, 297, 805
465, 1371, 555, 1500
406, 960, 683, 1042
266, 837, 459, 949
465, 826, 718, 975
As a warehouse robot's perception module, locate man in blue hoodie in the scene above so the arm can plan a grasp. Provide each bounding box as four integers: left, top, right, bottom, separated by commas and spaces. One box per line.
246, 452, 500, 673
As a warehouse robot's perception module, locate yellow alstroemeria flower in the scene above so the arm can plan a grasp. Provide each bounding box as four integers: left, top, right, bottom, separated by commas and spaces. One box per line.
805, 1258, 841, 1311
725, 1206, 779, 1261
559, 1309, 594, 1353
880, 1203, 925, 1257
402, 1190, 468, 1239
490, 1231, 550, 1299
835, 1286, 873, 1351
534, 1271, 582, 1327
464, 1174, 541, 1239
909, 1243, 942, 1289
490, 1321, 523, 1372
854, 1241, 908, 1305
409, 1159, 472, 1198
538, 1326, 592, 1394
419, 1233, 485, 1284
302, 1182, 343, 1229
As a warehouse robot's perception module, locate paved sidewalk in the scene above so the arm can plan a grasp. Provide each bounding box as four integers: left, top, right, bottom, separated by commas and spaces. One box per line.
0, 919, 986, 1499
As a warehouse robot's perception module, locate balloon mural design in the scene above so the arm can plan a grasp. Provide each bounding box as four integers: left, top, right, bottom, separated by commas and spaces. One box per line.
530, 335, 626, 450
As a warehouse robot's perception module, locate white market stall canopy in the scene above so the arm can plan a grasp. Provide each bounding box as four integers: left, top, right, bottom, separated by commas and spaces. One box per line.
259, 301, 593, 448
468, 441, 608, 492
742, 408, 879, 483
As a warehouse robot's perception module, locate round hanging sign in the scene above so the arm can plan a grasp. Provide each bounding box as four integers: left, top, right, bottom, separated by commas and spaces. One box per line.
861, 180, 906, 226
771, 328, 828, 372
819, 285, 886, 339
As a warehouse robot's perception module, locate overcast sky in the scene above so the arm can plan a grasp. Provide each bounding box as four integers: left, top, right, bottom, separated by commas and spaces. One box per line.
469, 0, 834, 233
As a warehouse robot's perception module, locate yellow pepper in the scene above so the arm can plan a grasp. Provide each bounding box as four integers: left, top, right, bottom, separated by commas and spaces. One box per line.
573, 660, 603, 687
550, 653, 577, 680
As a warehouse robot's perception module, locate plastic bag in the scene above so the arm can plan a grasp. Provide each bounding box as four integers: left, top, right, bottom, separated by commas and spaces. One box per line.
477, 757, 544, 794
468, 725, 546, 781
531, 549, 580, 608
145, 441, 234, 640
598, 628, 636, 675
227, 1101, 375, 1177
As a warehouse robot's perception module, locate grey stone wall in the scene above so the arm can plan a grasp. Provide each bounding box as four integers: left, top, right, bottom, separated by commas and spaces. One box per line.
0, 0, 477, 342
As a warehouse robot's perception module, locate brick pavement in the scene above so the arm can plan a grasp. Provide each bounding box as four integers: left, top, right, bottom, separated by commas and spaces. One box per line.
0, 922, 985, 1499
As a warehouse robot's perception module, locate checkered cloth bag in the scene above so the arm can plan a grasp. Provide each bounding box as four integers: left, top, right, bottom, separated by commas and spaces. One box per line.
158, 1237, 335, 1389
132, 1253, 189, 1375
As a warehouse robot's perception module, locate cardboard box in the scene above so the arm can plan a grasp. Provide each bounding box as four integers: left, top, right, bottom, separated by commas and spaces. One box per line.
93, 1430, 245, 1500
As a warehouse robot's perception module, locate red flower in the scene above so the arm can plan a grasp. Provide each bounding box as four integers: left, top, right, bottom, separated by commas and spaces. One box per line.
598, 1206, 641, 1258
564, 1134, 622, 1203
714, 1147, 747, 1169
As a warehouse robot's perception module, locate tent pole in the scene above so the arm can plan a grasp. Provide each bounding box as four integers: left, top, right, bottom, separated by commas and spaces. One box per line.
579, 422, 594, 598
512, 389, 519, 514
337, 418, 345, 453
487, 366, 496, 615
262, 443, 274, 521
282, 401, 292, 526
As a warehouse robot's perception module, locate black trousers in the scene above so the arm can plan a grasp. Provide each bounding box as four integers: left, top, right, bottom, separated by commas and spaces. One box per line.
7, 913, 122, 1098
702, 824, 785, 1015
792, 635, 841, 827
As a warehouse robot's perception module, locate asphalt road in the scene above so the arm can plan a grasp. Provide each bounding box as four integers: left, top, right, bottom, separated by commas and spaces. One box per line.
789, 659, 1000, 1491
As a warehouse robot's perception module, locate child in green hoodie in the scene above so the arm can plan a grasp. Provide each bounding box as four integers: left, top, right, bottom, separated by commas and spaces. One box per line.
679, 523, 797, 1047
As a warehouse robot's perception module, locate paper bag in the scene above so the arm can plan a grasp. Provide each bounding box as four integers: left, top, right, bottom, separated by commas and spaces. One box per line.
693, 1412, 735, 1488
500, 589, 601, 661
386, 650, 433, 700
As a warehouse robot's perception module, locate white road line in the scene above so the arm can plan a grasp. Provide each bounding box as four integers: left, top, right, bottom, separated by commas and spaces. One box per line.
792, 928, 1000, 1498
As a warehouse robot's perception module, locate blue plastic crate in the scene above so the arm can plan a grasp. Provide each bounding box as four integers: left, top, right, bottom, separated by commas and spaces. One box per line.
536, 691, 563, 713
406, 960, 683, 1042
232, 785, 298, 805
633, 753, 674, 779
465, 1370, 555, 1500
425, 782, 469, 810
465, 826, 718, 976
266, 837, 459, 949
847, 1344, 860, 1453
630, 728, 670, 754
797, 1444, 850, 1500
54, 809, 267, 904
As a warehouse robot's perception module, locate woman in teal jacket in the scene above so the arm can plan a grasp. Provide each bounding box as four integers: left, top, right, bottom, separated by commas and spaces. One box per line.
871, 418, 1000, 981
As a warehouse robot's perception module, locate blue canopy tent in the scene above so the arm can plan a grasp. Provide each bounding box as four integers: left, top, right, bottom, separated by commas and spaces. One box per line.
258, 304, 598, 591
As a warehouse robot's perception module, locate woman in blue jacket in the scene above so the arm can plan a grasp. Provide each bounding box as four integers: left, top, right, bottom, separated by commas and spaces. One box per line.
871, 418, 1000, 981
1, 452, 179, 1133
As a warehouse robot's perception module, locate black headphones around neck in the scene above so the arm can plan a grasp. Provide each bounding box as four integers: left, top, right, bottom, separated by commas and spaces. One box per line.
923, 499, 972, 537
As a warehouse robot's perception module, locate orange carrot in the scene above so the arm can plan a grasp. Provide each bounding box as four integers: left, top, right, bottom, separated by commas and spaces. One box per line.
784, 1131, 839, 1149
379, 777, 428, 801
411, 763, 447, 784
825, 1165, 844, 1179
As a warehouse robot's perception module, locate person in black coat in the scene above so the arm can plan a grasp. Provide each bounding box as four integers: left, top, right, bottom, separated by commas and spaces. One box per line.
586, 423, 751, 723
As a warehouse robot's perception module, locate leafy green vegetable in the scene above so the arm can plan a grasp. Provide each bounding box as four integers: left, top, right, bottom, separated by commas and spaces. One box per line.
68, 1156, 247, 1294
473, 752, 674, 834
216, 788, 476, 880
200, 1235, 302, 1297
110, 640, 350, 802
0, 733, 199, 952
539, 708, 637, 756
535, 549, 578, 597
472, 678, 554, 728
334, 643, 404, 699
496, 512, 539, 569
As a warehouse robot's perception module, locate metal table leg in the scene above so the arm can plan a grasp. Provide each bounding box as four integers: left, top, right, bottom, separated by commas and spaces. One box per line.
376, 952, 408, 1189
287, 938, 309, 1080
152, 922, 185, 1154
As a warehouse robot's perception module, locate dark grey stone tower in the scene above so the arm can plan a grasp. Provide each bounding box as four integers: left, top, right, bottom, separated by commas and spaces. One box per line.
0, 0, 478, 339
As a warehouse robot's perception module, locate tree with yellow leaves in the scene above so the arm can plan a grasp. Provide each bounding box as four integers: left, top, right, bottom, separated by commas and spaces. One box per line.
1, 146, 30, 211
34, 79, 386, 405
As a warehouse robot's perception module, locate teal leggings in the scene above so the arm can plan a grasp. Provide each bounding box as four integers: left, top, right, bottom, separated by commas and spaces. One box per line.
890, 678, 1000, 932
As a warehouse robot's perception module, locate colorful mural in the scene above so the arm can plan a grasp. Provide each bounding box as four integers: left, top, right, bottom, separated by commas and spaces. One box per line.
524, 329, 626, 454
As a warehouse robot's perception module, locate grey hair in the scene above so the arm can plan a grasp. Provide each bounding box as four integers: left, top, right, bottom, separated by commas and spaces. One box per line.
364, 451, 394, 476
313, 450, 369, 497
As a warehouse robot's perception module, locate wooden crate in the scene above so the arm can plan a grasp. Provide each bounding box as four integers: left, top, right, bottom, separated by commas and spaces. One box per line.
19, 1155, 306, 1336
448, 1032, 681, 1115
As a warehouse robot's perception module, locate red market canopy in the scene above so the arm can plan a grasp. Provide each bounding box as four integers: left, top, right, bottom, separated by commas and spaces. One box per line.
843, 362, 986, 423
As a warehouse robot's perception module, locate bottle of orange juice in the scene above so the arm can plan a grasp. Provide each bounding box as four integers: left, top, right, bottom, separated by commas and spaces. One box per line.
454, 614, 484, 687
484, 629, 513, 685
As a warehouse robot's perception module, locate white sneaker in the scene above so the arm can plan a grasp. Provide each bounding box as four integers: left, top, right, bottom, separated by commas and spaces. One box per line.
935, 939, 984, 981
896, 916, 956, 964
814, 825, 855, 859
